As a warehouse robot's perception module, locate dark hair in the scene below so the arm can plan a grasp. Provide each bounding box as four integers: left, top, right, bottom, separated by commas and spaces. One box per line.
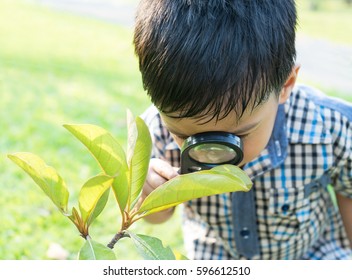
134, 0, 297, 121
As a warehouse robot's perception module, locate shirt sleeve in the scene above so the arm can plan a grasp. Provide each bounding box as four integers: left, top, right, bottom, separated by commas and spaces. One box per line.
140, 105, 181, 166
331, 113, 352, 198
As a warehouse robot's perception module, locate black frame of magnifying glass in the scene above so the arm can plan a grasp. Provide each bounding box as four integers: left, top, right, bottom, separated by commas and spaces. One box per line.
180, 131, 243, 174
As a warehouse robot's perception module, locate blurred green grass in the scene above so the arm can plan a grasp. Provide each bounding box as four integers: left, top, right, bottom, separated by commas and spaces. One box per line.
295, 0, 352, 101
1, 0, 351, 260
296, 0, 352, 45
0, 0, 183, 259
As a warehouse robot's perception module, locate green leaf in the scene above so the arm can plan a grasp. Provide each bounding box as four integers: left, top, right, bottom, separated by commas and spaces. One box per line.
213, 165, 253, 186
127, 231, 175, 260
78, 175, 113, 226
175, 251, 189, 260
87, 188, 110, 226
137, 165, 252, 216
126, 111, 152, 210
78, 239, 116, 260
64, 124, 129, 214
8, 152, 69, 214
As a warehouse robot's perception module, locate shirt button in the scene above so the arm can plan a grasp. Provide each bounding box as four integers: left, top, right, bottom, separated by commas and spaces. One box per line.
281, 204, 290, 212
240, 227, 250, 239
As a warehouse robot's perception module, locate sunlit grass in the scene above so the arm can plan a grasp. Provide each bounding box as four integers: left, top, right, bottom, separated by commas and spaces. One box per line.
296, 0, 352, 45
0, 0, 185, 260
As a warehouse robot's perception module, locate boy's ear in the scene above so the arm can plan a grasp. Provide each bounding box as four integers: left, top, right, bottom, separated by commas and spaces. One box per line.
279, 64, 301, 104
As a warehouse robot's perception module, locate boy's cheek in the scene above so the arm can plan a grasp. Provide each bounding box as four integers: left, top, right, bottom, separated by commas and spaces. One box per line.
241, 137, 268, 165
170, 134, 184, 149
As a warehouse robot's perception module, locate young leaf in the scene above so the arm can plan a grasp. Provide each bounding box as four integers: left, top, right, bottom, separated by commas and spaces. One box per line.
127, 231, 175, 260
126, 111, 152, 210
78, 238, 116, 260
64, 124, 129, 214
8, 152, 69, 214
78, 175, 113, 226
68, 207, 84, 233
137, 165, 252, 217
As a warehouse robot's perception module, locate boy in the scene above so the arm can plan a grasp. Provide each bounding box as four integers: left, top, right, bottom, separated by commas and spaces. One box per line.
134, 0, 352, 259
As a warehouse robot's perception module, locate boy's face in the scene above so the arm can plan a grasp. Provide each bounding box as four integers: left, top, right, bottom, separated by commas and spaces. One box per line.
160, 93, 280, 167
159, 65, 299, 167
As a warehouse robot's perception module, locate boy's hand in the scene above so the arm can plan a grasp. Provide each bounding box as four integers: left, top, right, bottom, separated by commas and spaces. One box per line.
139, 158, 179, 223
141, 158, 179, 199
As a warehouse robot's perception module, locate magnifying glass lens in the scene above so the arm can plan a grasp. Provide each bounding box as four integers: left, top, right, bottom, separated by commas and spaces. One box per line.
188, 143, 238, 164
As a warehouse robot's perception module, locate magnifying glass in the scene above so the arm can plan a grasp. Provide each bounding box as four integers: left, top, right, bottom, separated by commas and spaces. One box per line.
180, 132, 243, 174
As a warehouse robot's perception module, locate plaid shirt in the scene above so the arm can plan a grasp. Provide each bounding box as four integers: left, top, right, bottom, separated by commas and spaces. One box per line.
141, 85, 352, 260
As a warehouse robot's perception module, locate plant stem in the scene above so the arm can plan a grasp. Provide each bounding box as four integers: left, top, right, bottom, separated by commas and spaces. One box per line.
107, 231, 129, 249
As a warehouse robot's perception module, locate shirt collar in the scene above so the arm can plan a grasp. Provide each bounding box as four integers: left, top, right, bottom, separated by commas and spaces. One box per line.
266, 104, 288, 168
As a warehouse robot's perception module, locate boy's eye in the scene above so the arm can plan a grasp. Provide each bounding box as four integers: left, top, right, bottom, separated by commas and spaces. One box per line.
174, 133, 250, 140
238, 133, 250, 139
175, 135, 189, 140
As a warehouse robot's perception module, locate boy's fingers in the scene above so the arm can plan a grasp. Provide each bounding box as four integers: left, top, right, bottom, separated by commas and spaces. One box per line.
148, 171, 168, 188
150, 158, 178, 180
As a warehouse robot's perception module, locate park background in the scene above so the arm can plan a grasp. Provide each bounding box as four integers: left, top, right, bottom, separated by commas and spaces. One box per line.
1, 0, 351, 259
